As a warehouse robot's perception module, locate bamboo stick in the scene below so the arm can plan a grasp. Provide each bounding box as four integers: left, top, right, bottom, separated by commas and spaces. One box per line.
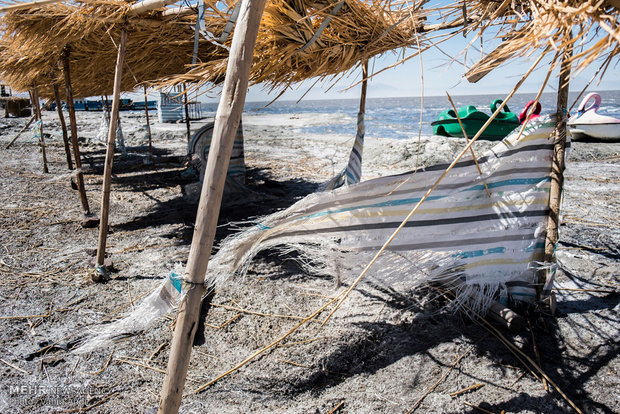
541, 33, 573, 298
96, 27, 128, 269
30, 87, 48, 173
143, 85, 153, 163
62, 51, 91, 216
445, 92, 490, 197
128, 0, 179, 15
0, 0, 61, 13
51, 76, 73, 170
157, 0, 268, 411
5, 115, 35, 149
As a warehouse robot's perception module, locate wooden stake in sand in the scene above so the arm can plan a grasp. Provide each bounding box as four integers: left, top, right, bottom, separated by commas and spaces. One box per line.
30, 87, 49, 173
62, 50, 92, 217
143, 85, 153, 163
51, 75, 73, 170
95, 27, 128, 272
541, 34, 573, 297
157, 0, 267, 411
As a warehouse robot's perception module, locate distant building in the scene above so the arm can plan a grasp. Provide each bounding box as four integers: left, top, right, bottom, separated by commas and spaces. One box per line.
157, 91, 203, 123
0, 84, 31, 117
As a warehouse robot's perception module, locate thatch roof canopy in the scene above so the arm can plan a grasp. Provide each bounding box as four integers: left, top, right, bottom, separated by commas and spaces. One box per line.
0, 0, 228, 98
0, 0, 618, 98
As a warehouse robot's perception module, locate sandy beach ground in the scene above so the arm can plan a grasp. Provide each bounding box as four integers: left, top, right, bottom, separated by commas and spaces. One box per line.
0, 109, 618, 413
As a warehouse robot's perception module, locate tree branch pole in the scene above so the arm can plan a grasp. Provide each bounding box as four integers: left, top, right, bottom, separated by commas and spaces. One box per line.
30, 87, 49, 173
51, 74, 73, 170
183, 84, 191, 142
5, 115, 35, 149
143, 85, 153, 163
157, 0, 267, 411
62, 51, 91, 216
541, 33, 573, 298
95, 27, 128, 268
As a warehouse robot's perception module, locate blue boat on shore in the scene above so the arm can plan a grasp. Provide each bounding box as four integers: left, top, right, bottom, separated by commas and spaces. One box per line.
49, 98, 155, 111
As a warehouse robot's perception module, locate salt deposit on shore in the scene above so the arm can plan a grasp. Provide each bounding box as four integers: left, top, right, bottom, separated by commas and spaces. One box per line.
0, 109, 618, 413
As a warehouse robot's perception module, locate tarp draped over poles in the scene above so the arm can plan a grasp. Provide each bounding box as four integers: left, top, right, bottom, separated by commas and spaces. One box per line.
75, 116, 562, 353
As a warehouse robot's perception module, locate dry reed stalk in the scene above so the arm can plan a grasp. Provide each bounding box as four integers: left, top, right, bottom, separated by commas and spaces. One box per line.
445, 91, 490, 197
59, 391, 120, 413
527, 319, 548, 391
193, 293, 341, 393
204, 312, 242, 329
553, 287, 616, 293
148, 342, 167, 360
449, 383, 485, 397
405, 344, 477, 413
89, 350, 114, 375
0, 357, 30, 374
462, 401, 495, 414
209, 302, 306, 320
115, 357, 166, 373
327, 401, 345, 413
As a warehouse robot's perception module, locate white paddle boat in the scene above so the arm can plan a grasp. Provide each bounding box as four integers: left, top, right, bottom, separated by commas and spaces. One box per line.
568, 92, 620, 141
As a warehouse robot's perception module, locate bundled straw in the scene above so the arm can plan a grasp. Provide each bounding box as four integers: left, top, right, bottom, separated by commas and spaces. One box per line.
0, 0, 226, 98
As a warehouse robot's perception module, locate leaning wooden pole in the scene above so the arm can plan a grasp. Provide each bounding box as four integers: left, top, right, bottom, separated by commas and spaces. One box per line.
30, 87, 49, 173
51, 76, 73, 170
541, 34, 572, 299
95, 27, 128, 269
5, 115, 35, 149
62, 50, 92, 216
157, 0, 267, 411
143, 85, 153, 163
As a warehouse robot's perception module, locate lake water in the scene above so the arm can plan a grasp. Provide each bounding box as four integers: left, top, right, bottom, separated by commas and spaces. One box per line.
201, 90, 620, 140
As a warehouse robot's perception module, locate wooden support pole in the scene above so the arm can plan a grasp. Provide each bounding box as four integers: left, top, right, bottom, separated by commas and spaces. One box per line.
157, 0, 267, 411
62, 50, 92, 216
30, 87, 49, 173
144, 85, 153, 163
51, 76, 73, 170
96, 27, 128, 268
540, 35, 573, 298
5, 115, 35, 149
183, 84, 191, 142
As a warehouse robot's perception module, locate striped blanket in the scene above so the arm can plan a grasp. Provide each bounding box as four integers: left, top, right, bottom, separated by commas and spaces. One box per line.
188, 120, 246, 189
208, 116, 558, 306
75, 117, 558, 352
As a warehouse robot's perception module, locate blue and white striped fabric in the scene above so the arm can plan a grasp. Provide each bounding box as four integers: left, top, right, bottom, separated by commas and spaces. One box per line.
325, 111, 365, 190
209, 117, 560, 306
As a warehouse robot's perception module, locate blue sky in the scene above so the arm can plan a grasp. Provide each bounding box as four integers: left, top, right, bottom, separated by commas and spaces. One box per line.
235, 37, 618, 103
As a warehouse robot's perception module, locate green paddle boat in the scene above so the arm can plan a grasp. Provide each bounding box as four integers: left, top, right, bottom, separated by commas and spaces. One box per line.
432, 99, 519, 140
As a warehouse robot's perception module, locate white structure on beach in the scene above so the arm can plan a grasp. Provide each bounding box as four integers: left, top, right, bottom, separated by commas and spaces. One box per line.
156, 91, 184, 123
